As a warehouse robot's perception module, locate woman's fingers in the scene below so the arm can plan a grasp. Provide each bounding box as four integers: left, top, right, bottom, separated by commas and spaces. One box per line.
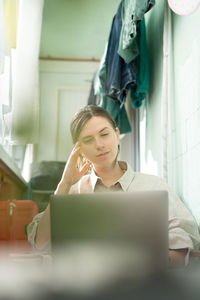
69, 142, 81, 161
72, 142, 81, 154
61, 142, 90, 187
79, 162, 91, 176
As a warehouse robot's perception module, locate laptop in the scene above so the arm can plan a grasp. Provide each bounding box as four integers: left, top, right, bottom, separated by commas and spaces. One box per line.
50, 191, 168, 277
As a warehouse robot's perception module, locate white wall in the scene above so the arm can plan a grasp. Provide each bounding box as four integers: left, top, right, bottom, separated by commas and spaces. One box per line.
35, 60, 99, 162
169, 9, 200, 223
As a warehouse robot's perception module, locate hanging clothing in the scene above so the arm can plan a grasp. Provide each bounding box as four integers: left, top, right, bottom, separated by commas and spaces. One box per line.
130, 18, 149, 108
94, 43, 132, 134
118, 0, 155, 64
105, 1, 136, 104
95, 1, 151, 132
87, 72, 101, 106
100, 96, 132, 134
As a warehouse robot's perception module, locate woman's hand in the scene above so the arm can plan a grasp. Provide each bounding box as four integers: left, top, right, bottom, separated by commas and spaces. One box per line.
55, 142, 91, 194
169, 249, 188, 267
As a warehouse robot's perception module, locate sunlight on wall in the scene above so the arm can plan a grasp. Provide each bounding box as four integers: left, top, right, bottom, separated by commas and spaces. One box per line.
139, 105, 158, 176
143, 2, 200, 226
171, 33, 200, 225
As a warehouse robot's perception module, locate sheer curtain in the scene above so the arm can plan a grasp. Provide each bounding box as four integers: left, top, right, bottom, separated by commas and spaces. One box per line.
0, 0, 44, 175
0, 0, 5, 74
0, 0, 15, 150
10, 0, 44, 145
161, 1, 173, 183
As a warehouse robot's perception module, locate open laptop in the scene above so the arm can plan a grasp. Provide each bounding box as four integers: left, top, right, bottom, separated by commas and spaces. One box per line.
50, 191, 168, 276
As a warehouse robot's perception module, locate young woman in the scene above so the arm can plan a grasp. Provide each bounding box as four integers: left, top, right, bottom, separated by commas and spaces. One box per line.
27, 105, 200, 267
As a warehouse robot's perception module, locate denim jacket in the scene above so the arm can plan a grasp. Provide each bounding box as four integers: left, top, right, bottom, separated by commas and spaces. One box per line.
94, 43, 132, 134
105, 1, 136, 104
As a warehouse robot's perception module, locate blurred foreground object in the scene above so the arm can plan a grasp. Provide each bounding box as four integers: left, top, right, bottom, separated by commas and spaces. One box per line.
168, 0, 200, 15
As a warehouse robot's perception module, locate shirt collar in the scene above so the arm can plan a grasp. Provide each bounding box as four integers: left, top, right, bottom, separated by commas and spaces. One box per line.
90, 161, 135, 192
117, 161, 135, 191
90, 167, 99, 191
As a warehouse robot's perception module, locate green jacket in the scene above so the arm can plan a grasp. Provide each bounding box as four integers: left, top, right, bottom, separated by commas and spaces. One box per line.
118, 0, 155, 63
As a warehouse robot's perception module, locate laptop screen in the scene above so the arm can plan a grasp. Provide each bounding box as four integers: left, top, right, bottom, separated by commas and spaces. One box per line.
50, 191, 168, 273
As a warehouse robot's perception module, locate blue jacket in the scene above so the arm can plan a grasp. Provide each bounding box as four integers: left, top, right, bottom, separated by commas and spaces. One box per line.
105, 2, 136, 104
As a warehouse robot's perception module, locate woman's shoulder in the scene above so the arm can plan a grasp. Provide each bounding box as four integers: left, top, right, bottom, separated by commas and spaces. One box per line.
120, 161, 167, 188
134, 171, 163, 180
133, 171, 168, 188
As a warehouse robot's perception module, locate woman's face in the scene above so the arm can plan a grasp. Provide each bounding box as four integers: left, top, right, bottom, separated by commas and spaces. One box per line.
78, 116, 120, 167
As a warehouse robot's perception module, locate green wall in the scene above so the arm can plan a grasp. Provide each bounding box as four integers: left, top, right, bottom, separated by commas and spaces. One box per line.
142, 0, 200, 224
40, 0, 121, 59
171, 8, 200, 223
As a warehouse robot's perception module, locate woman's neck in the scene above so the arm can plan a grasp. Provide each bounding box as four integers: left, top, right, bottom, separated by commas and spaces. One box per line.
93, 161, 124, 186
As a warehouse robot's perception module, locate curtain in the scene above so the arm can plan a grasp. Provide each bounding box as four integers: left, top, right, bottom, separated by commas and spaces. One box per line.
10, 0, 44, 145
3, 0, 19, 54
0, 0, 5, 74
160, 1, 172, 182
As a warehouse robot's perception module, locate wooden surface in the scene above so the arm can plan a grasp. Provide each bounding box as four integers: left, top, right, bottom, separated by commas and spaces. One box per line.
0, 159, 27, 201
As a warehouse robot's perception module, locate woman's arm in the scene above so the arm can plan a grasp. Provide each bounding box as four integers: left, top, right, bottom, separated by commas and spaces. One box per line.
34, 143, 91, 249
35, 182, 72, 249
160, 178, 200, 267
35, 204, 50, 249
169, 249, 188, 267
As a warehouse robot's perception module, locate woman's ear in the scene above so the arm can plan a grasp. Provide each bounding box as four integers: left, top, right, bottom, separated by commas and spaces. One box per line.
116, 127, 120, 141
